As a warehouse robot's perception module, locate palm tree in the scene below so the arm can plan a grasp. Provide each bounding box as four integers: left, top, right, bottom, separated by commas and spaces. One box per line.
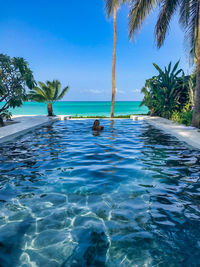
29, 80, 69, 116
104, 0, 129, 118
128, 0, 200, 127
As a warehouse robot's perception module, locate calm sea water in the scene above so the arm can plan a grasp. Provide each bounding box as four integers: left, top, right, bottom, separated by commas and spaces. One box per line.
0, 120, 200, 266
1, 101, 148, 116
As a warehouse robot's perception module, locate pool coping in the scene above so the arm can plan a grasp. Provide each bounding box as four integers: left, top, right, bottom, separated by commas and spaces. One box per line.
0, 116, 59, 144
131, 115, 200, 150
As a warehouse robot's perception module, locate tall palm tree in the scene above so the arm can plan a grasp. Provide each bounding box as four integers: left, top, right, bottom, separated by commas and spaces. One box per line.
105, 0, 129, 118
29, 80, 69, 116
128, 0, 200, 127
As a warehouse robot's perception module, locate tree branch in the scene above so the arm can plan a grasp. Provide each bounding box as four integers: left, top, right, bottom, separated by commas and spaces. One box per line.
0, 93, 9, 102
0, 102, 9, 113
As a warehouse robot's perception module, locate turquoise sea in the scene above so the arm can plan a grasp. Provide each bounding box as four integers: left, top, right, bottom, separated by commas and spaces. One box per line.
1, 101, 148, 116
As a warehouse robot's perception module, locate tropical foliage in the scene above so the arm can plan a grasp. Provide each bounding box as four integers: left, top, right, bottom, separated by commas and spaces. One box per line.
29, 80, 69, 116
0, 54, 35, 126
140, 61, 191, 119
128, 0, 200, 127
171, 106, 193, 126
104, 0, 129, 16
128, 0, 198, 57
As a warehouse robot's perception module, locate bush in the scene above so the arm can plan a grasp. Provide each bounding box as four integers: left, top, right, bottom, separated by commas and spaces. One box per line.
1, 110, 12, 120
171, 110, 193, 126
180, 111, 193, 126
140, 61, 190, 119
171, 111, 181, 123
0, 110, 12, 126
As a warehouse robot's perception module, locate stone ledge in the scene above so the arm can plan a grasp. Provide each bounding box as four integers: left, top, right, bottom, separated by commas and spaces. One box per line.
58, 115, 72, 120
0, 116, 59, 144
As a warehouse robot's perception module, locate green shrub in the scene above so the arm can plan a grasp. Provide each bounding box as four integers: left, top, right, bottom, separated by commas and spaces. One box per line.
1, 110, 12, 120
180, 111, 193, 126
140, 61, 190, 119
171, 110, 193, 126
171, 111, 181, 123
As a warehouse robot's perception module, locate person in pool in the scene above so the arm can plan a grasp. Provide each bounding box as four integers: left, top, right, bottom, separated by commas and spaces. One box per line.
92, 120, 104, 131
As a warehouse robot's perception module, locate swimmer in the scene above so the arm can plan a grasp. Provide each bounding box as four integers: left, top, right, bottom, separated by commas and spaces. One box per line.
92, 120, 104, 131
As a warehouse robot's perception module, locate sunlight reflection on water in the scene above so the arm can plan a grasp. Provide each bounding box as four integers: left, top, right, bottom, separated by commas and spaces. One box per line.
0, 119, 200, 267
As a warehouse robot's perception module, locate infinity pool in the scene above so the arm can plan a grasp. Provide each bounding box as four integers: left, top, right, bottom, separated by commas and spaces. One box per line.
0, 119, 200, 267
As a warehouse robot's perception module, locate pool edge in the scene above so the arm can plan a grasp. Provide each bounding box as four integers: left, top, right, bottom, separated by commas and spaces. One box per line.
131, 115, 200, 150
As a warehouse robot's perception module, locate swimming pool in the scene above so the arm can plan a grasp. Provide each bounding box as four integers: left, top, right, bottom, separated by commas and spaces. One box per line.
0, 119, 200, 267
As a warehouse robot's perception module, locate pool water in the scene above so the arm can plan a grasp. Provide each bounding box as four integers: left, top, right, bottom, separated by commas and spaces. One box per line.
0, 119, 200, 267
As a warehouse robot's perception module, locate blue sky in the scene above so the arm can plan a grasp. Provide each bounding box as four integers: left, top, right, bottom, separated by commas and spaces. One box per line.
0, 0, 191, 101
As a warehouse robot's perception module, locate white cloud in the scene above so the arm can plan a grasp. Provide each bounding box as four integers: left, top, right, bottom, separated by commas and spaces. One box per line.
89, 89, 103, 94
132, 89, 140, 93
81, 89, 104, 94
116, 88, 125, 94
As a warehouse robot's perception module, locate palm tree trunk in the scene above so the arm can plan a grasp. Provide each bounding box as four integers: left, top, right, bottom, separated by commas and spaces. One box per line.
47, 103, 53, 116
110, 6, 117, 118
192, 3, 200, 128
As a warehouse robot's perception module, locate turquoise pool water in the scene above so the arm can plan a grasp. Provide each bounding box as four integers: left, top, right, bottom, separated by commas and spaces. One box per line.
0, 120, 200, 266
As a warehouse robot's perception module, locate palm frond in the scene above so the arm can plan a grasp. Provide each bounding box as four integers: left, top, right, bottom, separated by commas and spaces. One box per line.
128, 0, 159, 39
104, 0, 129, 17
31, 86, 47, 98
28, 91, 46, 102
28, 80, 69, 103
46, 80, 56, 99
52, 80, 61, 100
155, 0, 179, 48
57, 86, 69, 101
179, 0, 191, 27
105, 0, 116, 17
38, 81, 51, 98
182, 0, 199, 62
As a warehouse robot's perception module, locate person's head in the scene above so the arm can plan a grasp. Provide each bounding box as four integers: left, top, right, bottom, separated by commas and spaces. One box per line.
93, 120, 100, 127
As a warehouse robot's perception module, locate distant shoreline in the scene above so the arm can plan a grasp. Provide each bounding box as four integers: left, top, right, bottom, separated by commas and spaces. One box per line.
0, 101, 148, 116
12, 114, 148, 119
1, 100, 143, 103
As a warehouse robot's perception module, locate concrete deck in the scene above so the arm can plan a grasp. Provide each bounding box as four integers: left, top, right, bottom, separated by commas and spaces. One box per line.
131, 115, 200, 150
0, 116, 59, 144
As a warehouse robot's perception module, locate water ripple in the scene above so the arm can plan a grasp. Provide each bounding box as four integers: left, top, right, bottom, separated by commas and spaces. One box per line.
0, 119, 200, 266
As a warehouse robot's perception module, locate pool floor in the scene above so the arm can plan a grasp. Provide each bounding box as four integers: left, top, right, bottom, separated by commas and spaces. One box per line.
0, 119, 200, 266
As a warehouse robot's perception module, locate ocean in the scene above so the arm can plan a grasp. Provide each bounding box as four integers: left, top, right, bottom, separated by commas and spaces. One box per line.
1, 101, 148, 116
